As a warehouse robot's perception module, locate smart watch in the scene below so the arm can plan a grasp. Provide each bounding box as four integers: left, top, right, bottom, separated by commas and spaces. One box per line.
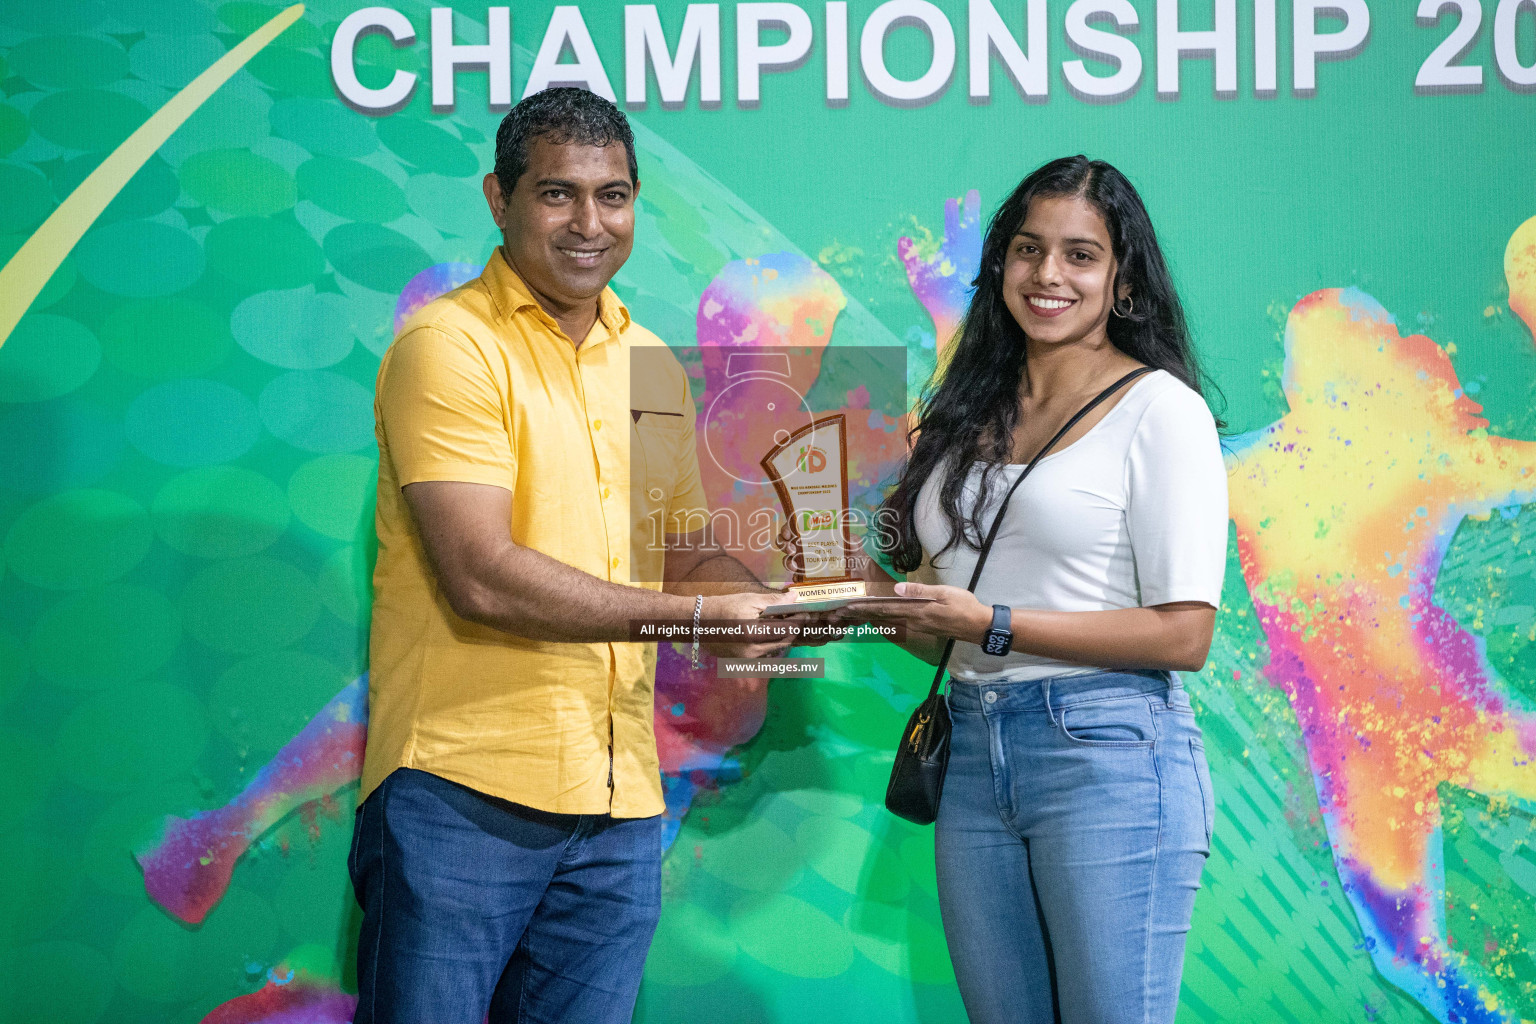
982, 604, 1013, 656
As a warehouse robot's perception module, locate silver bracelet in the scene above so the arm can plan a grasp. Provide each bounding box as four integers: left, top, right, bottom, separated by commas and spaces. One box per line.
690, 594, 704, 668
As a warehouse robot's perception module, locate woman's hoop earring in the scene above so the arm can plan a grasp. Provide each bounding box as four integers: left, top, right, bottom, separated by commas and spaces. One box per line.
1112, 296, 1135, 319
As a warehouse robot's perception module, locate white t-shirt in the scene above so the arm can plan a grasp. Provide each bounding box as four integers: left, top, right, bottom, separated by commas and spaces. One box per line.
913, 369, 1228, 682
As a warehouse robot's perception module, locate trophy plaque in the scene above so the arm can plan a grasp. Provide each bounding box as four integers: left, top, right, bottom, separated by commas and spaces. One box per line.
761, 414, 868, 605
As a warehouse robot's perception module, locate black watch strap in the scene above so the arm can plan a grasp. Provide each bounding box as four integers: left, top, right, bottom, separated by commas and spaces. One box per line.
982, 604, 1013, 657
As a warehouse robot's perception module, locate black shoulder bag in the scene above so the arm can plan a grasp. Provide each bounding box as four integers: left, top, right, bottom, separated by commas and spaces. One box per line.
885, 366, 1155, 825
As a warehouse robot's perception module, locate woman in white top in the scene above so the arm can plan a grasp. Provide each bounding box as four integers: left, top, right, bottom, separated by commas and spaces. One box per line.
849, 156, 1228, 1024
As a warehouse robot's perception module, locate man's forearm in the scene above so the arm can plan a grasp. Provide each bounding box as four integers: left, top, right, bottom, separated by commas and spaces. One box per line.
455, 541, 693, 642
665, 552, 775, 597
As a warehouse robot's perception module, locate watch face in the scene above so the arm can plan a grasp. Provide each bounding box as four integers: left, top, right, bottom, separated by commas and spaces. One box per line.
983, 632, 1010, 656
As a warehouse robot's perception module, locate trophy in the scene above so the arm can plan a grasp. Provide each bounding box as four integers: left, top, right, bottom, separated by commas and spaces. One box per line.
761, 413, 868, 606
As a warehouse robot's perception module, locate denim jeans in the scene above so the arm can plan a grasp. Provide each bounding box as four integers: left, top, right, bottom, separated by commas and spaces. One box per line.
935, 670, 1213, 1024
348, 768, 663, 1024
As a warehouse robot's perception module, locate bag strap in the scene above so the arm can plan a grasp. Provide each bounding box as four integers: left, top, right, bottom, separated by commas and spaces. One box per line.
920, 365, 1155, 700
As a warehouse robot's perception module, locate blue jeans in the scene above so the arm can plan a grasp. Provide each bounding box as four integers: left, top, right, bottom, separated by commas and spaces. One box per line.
348, 768, 663, 1024
935, 670, 1213, 1024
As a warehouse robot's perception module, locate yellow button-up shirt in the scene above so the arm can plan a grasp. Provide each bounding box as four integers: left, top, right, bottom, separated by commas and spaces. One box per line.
364, 249, 706, 817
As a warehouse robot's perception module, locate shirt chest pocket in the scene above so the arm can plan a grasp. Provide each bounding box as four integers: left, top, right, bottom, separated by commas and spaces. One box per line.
631, 411, 686, 511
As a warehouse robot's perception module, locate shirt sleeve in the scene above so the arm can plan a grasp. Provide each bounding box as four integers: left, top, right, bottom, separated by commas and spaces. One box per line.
666, 373, 709, 534
1124, 385, 1229, 608
376, 326, 516, 492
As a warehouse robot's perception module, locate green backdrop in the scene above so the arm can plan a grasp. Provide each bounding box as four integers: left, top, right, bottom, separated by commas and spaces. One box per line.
2, 1, 1536, 1022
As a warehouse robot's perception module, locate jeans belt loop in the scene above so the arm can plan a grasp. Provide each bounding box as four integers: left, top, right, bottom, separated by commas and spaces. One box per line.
1043, 678, 1057, 728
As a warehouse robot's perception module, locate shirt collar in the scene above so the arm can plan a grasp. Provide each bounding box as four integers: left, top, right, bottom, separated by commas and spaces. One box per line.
483, 247, 631, 340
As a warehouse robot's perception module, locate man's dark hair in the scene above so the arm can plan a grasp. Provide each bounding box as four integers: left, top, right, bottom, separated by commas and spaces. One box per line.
493, 87, 638, 195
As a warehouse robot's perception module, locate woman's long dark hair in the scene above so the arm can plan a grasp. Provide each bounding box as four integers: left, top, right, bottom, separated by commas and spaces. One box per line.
879, 155, 1221, 574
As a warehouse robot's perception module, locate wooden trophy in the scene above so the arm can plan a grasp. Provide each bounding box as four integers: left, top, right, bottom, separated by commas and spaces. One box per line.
761, 414, 868, 610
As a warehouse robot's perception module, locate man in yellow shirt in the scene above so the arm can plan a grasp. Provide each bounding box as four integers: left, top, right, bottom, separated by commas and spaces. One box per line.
351, 88, 789, 1024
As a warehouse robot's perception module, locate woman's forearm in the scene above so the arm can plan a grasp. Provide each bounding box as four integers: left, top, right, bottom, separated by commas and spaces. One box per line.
878, 581, 1216, 674
1006, 604, 1215, 673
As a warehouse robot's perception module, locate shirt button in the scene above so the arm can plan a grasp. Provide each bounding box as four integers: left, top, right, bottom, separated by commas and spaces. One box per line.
602, 487, 611, 499
593, 419, 602, 430
984, 691, 998, 704
611, 556, 621, 569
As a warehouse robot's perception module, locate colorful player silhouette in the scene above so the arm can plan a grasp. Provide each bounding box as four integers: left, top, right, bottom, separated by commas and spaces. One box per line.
135, 678, 366, 925
1226, 276, 1536, 1022
898, 189, 982, 352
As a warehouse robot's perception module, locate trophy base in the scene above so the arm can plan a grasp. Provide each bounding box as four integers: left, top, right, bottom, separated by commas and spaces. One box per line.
786, 580, 860, 604
759, 578, 867, 617
785, 579, 867, 603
